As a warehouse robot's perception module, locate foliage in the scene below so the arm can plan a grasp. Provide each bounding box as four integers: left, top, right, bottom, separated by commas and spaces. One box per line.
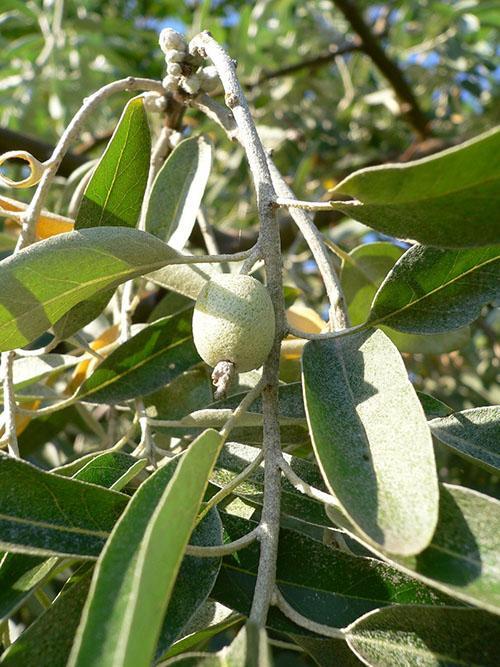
0, 1, 499, 665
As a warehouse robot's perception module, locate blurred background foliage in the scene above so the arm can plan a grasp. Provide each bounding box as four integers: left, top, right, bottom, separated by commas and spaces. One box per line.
0, 0, 499, 493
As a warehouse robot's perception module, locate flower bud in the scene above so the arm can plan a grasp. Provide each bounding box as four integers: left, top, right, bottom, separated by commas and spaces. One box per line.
162, 74, 179, 92
167, 62, 182, 76
159, 28, 186, 53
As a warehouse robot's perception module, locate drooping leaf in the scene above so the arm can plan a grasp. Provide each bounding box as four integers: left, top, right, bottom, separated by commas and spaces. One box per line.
327, 483, 500, 614
52, 289, 115, 340
77, 309, 199, 404
212, 512, 448, 637
69, 429, 223, 667
75, 97, 151, 230
329, 127, 500, 248
156, 509, 222, 659
0, 227, 183, 352
429, 406, 500, 474
340, 242, 469, 352
148, 260, 212, 300
367, 244, 500, 333
0, 567, 93, 667
146, 136, 212, 249
0, 455, 127, 558
302, 329, 439, 556
346, 605, 500, 667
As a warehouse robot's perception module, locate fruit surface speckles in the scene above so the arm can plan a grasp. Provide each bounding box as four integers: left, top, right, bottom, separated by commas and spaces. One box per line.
192, 274, 275, 372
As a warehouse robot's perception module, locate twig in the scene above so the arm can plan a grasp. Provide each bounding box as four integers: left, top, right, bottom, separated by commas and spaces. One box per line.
197, 449, 264, 523
286, 323, 363, 340
279, 457, 340, 508
273, 588, 345, 640
0, 354, 19, 457
275, 196, 335, 212
269, 162, 349, 331
185, 527, 260, 557
246, 41, 361, 88
190, 32, 285, 628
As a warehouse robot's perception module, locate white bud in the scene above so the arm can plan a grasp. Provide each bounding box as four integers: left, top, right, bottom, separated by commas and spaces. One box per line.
164, 48, 186, 63
142, 92, 162, 113
169, 130, 183, 147
167, 62, 182, 76
159, 28, 186, 53
200, 66, 219, 92
154, 96, 167, 111
162, 74, 179, 92
181, 74, 201, 95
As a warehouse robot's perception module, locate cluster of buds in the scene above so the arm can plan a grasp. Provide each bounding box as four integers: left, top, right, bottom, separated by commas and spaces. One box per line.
159, 28, 219, 96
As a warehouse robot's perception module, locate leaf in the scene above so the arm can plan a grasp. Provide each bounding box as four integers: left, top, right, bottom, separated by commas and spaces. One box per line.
367, 244, 500, 333
330, 127, 500, 248
292, 635, 363, 667
69, 429, 223, 667
0, 567, 93, 667
0, 451, 139, 623
77, 309, 199, 404
340, 242, 470, 353
416, 392, 453, 420
10, 354, 78, 390
156, 509, 222, 659
0, 455, 127, 558
346, 606, 500, 667
75, 97, 151, 230
302, 329, 439, 556
52, 289, 114, 340
148, 261, 211, 300
212, 512, 449, 638
0, 227, 182, 352
326, 483, 500, 614
429, 406, 500, 474
146, 136, 212, 249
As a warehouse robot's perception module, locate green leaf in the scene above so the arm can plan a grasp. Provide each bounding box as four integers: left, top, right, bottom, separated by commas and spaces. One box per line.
327, 483, 500, 614
146, 136, 212, 248
0, 553, 57, 623
367, 245, 500, 333
148, 261, 211, 300
77, 309, 199, 404
212, 512, 448, 637
75, 97, 151, 230
330, 127, 500, 248
302, 329, 439, 556
0, 567, 93, 667
429, 406, 500, 474
52, 289, 114, 340
69, 429, 223, 667
9, 354, 78, 390
341, 243, 469, 352
0, 451, 139, 623
292, 635, 363, 667
346, 606, 500, 667
0, 227, 182, 352
156, 508, 222, 660
416, 392, 453, 420
0, 455, 127, 558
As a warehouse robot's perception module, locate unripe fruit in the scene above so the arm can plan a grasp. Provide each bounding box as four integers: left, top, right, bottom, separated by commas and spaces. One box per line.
193, 274, 275, 372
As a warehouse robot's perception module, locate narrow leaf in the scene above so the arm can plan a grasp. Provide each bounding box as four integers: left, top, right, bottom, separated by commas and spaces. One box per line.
75, 97, 151, 230
330, 127, 500, 247
346, 606, 500, 667
0, 455, 127, 558
368, 245, 500, 333
69, 429, 223, 667
146, 136, 212, 249
430, 406, 500, 474
10, 354, 78, 390
340, 242, 469, 352
302, 329, 439, 555
0, 227, 183, 351
78, 309, 199, 404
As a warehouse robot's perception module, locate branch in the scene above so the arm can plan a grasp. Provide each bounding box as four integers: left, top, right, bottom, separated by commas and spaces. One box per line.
186, 528, 260, 557
246, 41, 361, 88
279, 457, 340, 508
190, 32, 285, 629
333, 0, 431, 138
